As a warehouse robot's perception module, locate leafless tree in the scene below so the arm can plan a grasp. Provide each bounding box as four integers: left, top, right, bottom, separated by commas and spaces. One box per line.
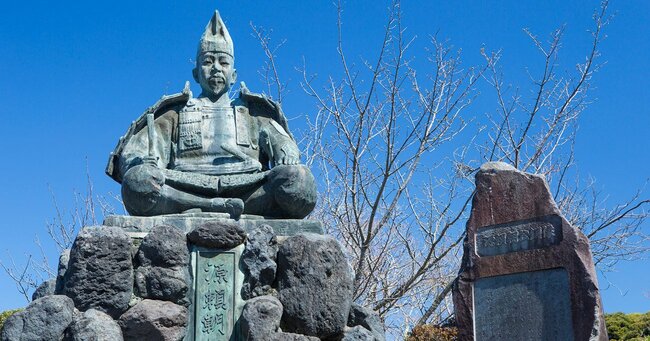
0, 170, 120, 302
479, 0, 649, 271
297, 1, 485, 335
4, 1, 646, 337
253, 0, 647, 337
250, 23, 288, 105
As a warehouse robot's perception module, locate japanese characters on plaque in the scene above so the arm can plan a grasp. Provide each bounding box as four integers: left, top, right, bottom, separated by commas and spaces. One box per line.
194, 251, 236, 340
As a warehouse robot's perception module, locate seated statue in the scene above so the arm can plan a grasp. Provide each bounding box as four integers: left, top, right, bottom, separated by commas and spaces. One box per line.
106, 11, 316, 219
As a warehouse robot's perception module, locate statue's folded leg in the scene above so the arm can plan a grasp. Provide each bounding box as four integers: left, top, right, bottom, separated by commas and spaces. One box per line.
121, 165, 244, 217
242, 165, 317, 219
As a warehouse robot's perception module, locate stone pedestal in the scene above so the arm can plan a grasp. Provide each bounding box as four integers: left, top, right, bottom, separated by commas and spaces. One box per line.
104, 213, 323, 236
452, 162, 607, 341
4, 214, 385, 340
102, 213, 323, 341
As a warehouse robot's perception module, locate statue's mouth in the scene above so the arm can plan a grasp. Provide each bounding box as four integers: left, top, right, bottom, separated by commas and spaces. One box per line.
209, 77, 225, 85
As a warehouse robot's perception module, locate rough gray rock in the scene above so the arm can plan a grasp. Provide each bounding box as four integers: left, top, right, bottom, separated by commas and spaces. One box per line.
241, 225, 278, 299
118, 299, 187, 341
63, 309, 123, 341
239, 295, 319, 341
0, 311, 24, 341
62, 226, 133, 318
348, 303, 386, 341
134, 225, 189, 306
240, 295, 283, 340
31, 279, 56, 301
134, 266, 189, 306
55, 249, 70, 294
186, 220, 246, 249
0, 295, 74, 341
137, 225, 188, 267
342, 326, 375, 341
276, 233, 354, 339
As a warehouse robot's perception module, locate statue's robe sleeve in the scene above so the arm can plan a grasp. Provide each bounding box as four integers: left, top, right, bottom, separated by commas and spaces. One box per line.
118, 109, 179, 178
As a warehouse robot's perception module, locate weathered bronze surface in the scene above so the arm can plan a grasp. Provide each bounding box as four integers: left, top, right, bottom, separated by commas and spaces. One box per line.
192, 249, 241, 340
106, 11, 316, 219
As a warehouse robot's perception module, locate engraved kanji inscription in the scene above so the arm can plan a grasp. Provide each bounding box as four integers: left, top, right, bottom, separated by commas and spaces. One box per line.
194, 251, 236, 340
475, 215, 563, 256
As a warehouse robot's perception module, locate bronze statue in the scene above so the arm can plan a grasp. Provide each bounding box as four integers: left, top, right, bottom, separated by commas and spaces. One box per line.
106, 11, 316, 219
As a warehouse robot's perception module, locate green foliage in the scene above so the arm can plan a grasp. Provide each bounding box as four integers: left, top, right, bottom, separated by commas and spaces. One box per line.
406, 312, 650, 341
606, 311, 650, 341
406, 324, 458, 341
0, 308, 23, 331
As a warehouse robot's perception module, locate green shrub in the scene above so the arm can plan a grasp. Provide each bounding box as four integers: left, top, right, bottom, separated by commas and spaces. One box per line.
605, 311, 650, 341
406, 312, 650, 341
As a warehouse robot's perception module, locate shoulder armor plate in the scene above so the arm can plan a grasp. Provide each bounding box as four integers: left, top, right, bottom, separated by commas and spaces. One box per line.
105, 82, 192, 182
237, 82, 295, 142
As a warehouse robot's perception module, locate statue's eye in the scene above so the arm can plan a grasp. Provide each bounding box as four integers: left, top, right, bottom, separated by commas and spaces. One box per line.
203, 59, 213, 65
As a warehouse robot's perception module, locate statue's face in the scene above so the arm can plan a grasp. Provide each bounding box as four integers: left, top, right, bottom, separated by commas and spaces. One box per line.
194, 52, 237, 99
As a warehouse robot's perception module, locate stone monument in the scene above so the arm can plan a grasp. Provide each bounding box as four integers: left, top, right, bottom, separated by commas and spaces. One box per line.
452, 162, 608, 341
105, 11, 316, 220
1, 10, 385, 341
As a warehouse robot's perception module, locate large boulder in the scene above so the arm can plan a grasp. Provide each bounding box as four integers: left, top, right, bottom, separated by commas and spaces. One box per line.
187, 220, 246, 249
134, 266, 189, 306
118, 300, 187, 341
136, 225, 188, 268
0, 295, 74, 341
0, 311, 23, 341
276, 233, 354, 339
240, 295, 283, 340
241, 225, 278, 299
240, 295, 321, 341
62, 226, 133, 318
63, 309, 123, 341
55, 249, 70, 294
452, 162, 608, 341
31, 279, 56, 301
134, 225, 189, 306
348, 303, 385, 341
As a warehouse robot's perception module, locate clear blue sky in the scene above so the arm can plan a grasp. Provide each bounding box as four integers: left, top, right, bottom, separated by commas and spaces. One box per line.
0, 0, 648, 314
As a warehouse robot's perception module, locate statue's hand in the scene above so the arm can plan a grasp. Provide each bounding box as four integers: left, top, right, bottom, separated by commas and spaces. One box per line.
276, 144, 300, 165
141, 164, 165, 186
123, 163, 165, 192
121, 164, 166, 216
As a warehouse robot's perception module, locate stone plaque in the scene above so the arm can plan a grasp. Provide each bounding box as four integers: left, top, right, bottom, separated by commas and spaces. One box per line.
475, 214, 562, 256
192, 249, 241, 340
473, 268, 574, 341
453, 163, 608, 340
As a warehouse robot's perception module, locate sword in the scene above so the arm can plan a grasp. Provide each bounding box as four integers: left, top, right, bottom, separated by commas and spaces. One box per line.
144, 113, 157, 166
